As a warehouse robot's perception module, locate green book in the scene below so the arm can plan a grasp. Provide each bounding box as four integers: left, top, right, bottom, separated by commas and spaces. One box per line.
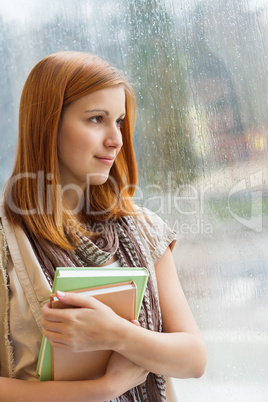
36, 266, 149, 381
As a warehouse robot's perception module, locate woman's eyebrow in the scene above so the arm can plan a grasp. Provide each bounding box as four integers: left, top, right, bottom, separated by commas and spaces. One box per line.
84, 109, 126, 118
84, 109, 109, 115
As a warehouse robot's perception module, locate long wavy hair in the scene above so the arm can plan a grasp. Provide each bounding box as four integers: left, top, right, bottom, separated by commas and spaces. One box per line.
4, 51, 138, 249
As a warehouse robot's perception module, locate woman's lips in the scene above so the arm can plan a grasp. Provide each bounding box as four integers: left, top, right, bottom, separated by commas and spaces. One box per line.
94, 156, 115, 166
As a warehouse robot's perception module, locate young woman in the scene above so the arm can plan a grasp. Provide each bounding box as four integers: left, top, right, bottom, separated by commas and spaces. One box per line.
0, 51, 206, 401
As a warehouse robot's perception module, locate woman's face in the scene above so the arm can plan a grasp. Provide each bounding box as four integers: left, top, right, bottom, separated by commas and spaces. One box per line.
58, 85, 125, 191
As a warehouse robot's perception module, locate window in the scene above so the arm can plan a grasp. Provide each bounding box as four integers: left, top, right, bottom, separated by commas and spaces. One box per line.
1, 0, 267, 399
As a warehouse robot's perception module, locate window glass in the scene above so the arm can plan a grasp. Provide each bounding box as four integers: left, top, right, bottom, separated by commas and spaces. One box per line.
0, 0, 267, 400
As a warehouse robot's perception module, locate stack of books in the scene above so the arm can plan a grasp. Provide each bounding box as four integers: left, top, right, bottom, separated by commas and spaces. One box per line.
36, 266, 149, 381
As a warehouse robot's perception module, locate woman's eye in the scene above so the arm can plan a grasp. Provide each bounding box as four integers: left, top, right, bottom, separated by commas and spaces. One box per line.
116, 118, 125, 129
90, 116, 103, 124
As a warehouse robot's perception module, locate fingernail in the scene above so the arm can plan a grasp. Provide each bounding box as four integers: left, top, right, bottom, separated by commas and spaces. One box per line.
131, 320, 140, 326
56, 290, 65, 298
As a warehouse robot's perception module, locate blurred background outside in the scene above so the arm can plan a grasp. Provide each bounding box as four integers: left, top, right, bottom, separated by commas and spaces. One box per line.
0, 0, 267, 400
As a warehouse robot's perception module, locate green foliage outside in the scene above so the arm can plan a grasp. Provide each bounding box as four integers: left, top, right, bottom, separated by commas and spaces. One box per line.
126, 0, 198, 189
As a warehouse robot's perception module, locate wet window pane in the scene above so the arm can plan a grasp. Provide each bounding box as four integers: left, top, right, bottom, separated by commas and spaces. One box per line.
1, 0, 267, 400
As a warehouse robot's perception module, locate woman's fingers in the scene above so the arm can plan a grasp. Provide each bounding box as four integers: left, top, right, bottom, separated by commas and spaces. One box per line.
106, 352, 149, 391
41, 291, 125, 352
41, 294, 113, 351
41, 303, 72, 323
41, 292, 102, 324
42, 327, 69, 347
55, 291, 103, 309
131, 320, 141, 326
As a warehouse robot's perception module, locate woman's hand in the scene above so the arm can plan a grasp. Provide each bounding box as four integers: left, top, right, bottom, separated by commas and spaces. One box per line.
41, 291, 122, 352
0, 352, 148, 402
104, 352, 148, 399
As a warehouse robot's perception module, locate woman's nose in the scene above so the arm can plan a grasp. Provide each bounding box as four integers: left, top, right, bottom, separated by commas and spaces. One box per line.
104, 124, 123, 148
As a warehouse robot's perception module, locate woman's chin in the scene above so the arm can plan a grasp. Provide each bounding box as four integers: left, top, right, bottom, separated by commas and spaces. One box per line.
86, 173, 111, 186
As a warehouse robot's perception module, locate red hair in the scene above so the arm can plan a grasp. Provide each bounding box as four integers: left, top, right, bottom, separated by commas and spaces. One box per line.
4, 51, 138, 249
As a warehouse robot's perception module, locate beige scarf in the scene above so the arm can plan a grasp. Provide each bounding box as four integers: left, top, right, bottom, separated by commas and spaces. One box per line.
26, 215, 166, 402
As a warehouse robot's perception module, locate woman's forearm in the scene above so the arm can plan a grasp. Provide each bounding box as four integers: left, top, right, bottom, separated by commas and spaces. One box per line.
0, 351, 148, 402
0, 377, 110, 402
112, 321, 207, 379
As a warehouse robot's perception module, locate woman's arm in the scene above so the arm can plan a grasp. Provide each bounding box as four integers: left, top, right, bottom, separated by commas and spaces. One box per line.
0, 376, 107, 402
0, 352, 148, 402
42, 248, 206, 379
113, 247, 207, 378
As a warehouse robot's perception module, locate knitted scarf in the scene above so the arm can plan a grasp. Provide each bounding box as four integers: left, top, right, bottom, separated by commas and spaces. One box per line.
27, 215, 166, 402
